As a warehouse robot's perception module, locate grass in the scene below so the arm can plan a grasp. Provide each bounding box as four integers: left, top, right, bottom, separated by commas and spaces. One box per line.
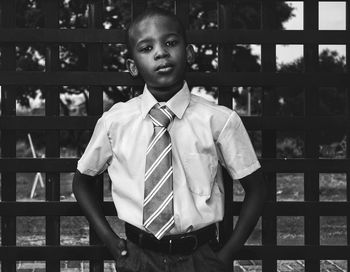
0, 143, 348, 271
0, 168, 347, 247
1, 170, 347, 246
5, 171, 346, 271
233, 173, 347, 246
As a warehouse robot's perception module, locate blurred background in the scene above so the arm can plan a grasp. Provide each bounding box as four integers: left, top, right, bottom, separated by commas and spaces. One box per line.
0, 0, 348, 271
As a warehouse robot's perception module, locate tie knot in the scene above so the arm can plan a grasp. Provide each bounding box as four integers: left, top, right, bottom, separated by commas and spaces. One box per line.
149, 105, 174, 128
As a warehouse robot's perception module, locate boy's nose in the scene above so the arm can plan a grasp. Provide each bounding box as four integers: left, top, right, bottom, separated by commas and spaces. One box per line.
154, 46, 170, 60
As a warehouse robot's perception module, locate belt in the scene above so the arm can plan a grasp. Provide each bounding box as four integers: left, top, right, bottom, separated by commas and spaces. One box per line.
125, 223, 217, 255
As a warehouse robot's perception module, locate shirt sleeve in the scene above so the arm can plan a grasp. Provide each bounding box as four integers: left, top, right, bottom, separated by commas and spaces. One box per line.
216, 111, 261, 180
77, 114, 113, 176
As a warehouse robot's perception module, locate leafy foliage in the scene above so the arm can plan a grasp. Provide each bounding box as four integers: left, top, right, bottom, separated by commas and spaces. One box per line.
15, 1, 348, 152
14, 0, 293, 112
277, 49, 346, 118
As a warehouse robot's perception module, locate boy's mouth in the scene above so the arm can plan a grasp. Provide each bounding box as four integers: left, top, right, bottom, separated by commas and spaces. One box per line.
155, 63, 174, 73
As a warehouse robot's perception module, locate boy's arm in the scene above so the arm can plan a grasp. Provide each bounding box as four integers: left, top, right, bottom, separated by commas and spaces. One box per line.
72, 170, 127, 261
217, 168, 267, 271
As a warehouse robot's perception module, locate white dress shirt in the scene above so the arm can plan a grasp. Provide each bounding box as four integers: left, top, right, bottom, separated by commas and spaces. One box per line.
77, 81, 261, 234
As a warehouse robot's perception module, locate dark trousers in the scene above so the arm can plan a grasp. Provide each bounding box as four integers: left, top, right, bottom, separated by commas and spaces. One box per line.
115, 239, 227, 272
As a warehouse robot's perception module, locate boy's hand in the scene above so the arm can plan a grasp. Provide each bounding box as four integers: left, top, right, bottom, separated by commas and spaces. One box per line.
114, 240, 143, 271
116, 239, 128, 259
109, 238, 128, 262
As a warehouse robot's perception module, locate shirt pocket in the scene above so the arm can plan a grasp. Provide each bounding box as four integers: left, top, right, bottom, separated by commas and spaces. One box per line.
183, 152, 217, 196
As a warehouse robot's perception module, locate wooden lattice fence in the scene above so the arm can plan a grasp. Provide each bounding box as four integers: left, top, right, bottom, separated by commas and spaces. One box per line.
0, 0, 349, 271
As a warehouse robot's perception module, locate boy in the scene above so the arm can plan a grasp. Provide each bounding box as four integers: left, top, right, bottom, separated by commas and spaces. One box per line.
73, 7, 266, 272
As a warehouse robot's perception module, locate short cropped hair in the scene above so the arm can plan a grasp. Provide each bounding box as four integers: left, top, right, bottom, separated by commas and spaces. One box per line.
126, 7, 187, 57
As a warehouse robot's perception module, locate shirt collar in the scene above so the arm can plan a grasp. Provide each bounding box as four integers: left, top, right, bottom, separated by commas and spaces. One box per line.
140, 81, 191, 119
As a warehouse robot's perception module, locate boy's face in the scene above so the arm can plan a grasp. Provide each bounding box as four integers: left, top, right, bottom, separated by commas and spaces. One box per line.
127, 15, 193, 91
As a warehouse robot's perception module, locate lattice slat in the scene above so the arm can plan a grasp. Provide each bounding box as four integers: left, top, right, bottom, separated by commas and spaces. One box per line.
0, 1, 348, 272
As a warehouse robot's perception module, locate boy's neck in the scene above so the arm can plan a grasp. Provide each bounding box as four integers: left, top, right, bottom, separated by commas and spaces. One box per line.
147, 81, 184, 102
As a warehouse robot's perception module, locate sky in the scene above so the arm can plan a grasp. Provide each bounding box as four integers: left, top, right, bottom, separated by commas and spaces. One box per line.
275, 1, 347, 65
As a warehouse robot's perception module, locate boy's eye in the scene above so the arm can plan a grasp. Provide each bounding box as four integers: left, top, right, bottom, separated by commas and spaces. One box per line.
139, 46, 152, 52
166, 40, 178, 47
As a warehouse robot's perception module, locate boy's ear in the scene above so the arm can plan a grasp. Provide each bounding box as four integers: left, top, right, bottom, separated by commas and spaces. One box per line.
126, 59, 139, 77
186, 44, 195, 65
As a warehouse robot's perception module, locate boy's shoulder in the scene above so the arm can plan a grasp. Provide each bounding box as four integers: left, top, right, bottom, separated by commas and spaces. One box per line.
101, 95, 142, 123
189, 93, 233, 118
189, 93, 242, 140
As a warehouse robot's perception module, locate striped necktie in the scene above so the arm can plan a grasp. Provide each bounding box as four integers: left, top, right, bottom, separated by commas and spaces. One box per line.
143, 104, 175, 239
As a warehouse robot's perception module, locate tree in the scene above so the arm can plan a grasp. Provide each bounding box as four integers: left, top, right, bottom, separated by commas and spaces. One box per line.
14, 0, 294, 108
12, 0, 294, 153
277, 49, 346, 117
277, 49, 346, 158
